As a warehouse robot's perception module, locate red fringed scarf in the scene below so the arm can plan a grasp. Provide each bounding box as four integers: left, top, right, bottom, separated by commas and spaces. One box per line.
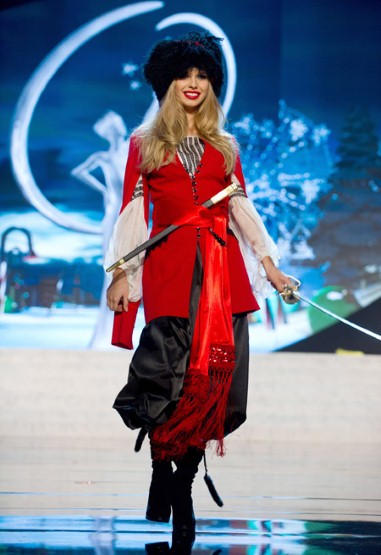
151, 209, 236, 461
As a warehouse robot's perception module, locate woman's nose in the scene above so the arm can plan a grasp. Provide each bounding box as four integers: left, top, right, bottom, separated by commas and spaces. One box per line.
188, 74, 197, 88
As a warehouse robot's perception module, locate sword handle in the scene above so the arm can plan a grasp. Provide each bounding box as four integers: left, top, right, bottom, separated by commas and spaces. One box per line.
203, 183, 238, 208
279, 276, 301, 305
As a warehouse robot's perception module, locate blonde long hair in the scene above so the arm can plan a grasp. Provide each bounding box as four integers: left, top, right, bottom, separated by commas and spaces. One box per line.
135, 81, 236, 174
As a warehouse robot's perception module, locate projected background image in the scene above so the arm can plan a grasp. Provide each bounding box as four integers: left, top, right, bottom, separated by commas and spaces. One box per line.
1, 0, 380, 351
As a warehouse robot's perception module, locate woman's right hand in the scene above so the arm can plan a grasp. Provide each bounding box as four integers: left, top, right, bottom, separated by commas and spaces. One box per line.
107, 268, 129, 312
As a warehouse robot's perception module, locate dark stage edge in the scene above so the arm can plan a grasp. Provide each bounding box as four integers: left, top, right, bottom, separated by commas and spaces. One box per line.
1, 516, 381, 554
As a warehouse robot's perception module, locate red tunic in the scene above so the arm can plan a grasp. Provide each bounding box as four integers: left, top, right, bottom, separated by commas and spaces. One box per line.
112, 136, 259, 348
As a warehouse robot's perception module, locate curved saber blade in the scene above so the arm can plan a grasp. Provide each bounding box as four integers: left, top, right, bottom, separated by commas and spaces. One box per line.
293, 291, 381, 342
280, 279, 381, 342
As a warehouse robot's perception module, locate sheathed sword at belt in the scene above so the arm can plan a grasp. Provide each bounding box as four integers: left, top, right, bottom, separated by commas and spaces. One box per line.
106, 183, 238, 273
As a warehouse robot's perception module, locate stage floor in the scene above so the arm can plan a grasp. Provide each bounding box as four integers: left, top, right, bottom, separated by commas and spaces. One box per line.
1, 515, 381, 553
1, 436, 381, 554
1, 350, 381, 553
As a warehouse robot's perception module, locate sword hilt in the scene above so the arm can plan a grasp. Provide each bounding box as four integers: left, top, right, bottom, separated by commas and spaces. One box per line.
279, 276, 301, 305
205, 183, 238, 207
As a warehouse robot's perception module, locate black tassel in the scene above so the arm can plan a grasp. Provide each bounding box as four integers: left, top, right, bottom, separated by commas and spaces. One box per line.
203, 454, 224, 507
134, 427, 148, 452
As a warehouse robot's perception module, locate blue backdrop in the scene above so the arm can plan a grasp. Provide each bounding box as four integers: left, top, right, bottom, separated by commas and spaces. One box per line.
1, 0, 380, 350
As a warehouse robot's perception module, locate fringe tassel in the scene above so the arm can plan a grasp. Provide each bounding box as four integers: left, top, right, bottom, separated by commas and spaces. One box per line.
151, 345, 235, 461
150, 372, 209, 460
203, 454, 224, 507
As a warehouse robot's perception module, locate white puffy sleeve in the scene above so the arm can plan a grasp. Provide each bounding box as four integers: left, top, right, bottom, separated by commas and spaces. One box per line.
228, 174, 279, 298
104, 175, 148, 302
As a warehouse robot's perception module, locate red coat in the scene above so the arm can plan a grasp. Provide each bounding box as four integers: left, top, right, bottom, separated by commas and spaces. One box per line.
112, 136, 259, 348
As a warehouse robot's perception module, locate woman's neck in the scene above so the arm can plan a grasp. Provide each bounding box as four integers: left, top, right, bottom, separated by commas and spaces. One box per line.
185, 112, 197, 136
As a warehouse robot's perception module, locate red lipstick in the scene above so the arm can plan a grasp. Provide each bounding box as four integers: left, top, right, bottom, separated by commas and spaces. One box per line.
183, 91, 200, 100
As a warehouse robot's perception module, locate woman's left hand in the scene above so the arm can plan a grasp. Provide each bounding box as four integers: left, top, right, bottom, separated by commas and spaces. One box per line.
261, 256, 292, 293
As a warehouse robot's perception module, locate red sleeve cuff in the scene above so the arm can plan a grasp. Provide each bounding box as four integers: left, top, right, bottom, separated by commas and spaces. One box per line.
111, 300, 140, 349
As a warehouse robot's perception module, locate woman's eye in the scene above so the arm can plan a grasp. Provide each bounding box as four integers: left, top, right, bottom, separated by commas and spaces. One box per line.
198, 73, 208, 79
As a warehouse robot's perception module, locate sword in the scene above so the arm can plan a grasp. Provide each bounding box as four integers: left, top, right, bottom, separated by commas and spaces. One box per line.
106, 183, 238, 273
280, 277, 381, 342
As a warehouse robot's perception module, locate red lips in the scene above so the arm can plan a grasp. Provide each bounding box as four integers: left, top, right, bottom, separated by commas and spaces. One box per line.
183, 91, 200, 100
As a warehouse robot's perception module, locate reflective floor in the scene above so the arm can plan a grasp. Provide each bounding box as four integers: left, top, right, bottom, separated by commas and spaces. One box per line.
1, 516, 381, 554
1, 352, 381, 554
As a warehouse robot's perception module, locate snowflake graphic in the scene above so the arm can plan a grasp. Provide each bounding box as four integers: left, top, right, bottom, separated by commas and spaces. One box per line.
230, 101, 332, 263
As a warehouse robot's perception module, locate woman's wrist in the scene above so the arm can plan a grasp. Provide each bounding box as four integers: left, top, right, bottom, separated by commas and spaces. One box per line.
113, 267, 126, 280
261, 255, 275, 273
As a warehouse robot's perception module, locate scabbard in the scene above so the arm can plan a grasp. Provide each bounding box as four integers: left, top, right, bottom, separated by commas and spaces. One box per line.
106, 183, 238, 273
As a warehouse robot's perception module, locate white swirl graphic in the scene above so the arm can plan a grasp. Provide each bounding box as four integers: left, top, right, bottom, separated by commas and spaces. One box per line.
10, 2, 164, 234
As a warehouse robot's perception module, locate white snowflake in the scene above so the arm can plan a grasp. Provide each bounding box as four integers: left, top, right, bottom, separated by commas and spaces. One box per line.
301, 178, 321, 204
129, 80, 142, 90
121, 62, 139, 76
289, 119, 308, 141
312, 125, 330, 145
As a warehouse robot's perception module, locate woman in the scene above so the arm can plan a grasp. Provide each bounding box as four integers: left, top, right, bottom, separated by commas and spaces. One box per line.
106, 31, 291, 546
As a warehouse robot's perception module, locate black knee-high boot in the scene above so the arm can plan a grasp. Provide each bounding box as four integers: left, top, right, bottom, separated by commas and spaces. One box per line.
171, 447, 204, 543
146, 445, 174, 523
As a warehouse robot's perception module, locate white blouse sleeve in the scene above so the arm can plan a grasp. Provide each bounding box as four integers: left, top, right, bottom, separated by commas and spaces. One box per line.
228, 174, 279, 298
104, 176, 148, 302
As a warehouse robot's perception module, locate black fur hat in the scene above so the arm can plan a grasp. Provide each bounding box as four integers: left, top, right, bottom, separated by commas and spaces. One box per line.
143, 31, 224, 101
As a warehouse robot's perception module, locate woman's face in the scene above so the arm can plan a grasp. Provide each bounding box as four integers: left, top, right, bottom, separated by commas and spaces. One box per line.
174, 67, 210, 111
